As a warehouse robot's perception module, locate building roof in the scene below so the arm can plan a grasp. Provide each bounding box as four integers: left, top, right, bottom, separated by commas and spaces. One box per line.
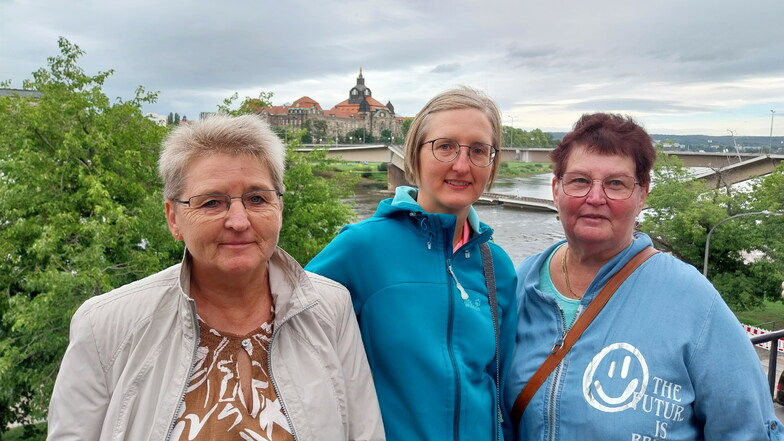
324, 97, 389, 118
291, 96, 322, 110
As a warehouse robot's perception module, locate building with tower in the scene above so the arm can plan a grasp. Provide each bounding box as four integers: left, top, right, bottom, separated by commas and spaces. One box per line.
258, 68, 404, 143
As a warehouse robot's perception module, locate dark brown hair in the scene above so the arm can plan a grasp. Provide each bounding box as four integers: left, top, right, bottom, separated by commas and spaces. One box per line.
550, 113, 655, 186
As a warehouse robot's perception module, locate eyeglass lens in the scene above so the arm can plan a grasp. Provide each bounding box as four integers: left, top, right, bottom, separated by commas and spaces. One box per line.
187, 190, 280, 214
560, 173, 637, 200
430, 138, 495, 167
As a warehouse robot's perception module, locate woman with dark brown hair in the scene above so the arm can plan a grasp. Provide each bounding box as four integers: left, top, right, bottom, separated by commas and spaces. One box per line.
504, 112, 782, 440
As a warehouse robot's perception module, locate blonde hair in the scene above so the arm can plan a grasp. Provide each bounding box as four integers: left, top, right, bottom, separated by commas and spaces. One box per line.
403, 86, 503, 189
158, 114, 286, 200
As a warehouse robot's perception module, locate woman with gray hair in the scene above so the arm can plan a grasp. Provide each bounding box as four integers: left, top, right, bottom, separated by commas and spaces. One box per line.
47, 114, 385, 441
307, 87, 517, 441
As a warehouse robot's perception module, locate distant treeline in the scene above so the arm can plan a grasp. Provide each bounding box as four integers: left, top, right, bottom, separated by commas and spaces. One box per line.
549, 132, 783, 152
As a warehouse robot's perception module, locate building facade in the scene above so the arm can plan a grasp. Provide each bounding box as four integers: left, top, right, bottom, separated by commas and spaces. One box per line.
258, 69, 404, 142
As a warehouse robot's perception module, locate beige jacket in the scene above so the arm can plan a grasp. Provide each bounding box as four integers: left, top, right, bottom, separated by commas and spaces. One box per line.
47, 248, 385, 441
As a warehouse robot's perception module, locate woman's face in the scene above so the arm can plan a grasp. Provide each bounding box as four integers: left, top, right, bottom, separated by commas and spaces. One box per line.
165, 152, 282, 279
416, 108, 494, 217
552, 144, 648, 255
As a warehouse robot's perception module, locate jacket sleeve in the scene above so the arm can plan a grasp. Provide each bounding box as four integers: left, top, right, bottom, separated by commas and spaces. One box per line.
491, 246, 519, 441
47, 304, 110, 441
306, 228, 362, 314
690, 289, 784, 440
333, 284, 386, 441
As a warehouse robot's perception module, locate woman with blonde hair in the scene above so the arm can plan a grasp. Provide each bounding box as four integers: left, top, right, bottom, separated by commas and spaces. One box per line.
307, 87, 517, 441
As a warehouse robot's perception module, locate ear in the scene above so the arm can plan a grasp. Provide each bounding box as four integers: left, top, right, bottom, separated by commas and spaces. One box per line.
164, 200, 182, 241
636, 183, 650, 215
551, 175, 561, 206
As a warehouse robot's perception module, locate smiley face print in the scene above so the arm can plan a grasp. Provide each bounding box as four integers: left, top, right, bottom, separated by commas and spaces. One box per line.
582, 342, 649, 413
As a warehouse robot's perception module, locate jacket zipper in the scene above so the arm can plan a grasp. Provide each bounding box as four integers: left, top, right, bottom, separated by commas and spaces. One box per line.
446, 258, 461, 441
545, 306, 568, 441
165, 301, 200, 441
268, 302, 319, 441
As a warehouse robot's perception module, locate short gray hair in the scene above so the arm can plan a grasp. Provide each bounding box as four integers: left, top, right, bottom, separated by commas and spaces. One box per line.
159, 114, 286, 200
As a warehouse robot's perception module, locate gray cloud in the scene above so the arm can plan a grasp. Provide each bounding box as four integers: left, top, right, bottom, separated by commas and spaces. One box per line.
1, 0, 782, 135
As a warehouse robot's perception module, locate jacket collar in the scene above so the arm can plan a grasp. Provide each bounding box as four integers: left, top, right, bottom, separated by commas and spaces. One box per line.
176, 247, 318, 327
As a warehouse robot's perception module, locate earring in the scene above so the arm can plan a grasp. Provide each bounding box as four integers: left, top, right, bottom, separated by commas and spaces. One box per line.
556, 212, 560, 221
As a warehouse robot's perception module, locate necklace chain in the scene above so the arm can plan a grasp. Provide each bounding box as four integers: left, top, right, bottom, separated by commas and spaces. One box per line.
561, 246, 581, 299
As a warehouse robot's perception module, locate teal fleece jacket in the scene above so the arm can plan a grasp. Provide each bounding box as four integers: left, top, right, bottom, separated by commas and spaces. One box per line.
306, 186, 517, 441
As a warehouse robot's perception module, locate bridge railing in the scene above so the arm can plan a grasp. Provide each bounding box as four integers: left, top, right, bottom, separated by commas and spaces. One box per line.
750, 329, 784, 399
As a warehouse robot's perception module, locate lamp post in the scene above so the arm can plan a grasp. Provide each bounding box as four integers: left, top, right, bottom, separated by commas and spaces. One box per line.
508, 115, 516, 147
770, 110, 776, 153
727, 129, 742, 163
703, 210, 783, 277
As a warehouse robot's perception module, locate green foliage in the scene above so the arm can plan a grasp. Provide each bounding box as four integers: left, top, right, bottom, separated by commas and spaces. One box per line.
401, 118, 413, 138
217, 91, 274, 116
346, 128, 373, 143
640, 149, 784, 310
377, 162, 388, 172
498, 162, 551, 178
279, 140, 357, 264
0, 38, 182, 431
503, 126, 555, 147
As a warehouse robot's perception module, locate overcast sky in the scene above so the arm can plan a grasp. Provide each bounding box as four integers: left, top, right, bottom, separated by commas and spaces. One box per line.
2, 0, 783, 136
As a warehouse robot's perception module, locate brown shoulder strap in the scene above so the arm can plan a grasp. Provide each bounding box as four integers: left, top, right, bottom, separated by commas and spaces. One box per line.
510, 246, 659, 427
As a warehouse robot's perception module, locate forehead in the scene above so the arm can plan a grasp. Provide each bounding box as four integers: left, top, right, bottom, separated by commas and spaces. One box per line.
564, 145, 635, 176
423, 108, 493, 142
184, 152, 272, 193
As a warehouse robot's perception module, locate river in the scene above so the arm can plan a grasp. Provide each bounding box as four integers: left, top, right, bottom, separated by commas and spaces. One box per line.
351, 173, 564, 265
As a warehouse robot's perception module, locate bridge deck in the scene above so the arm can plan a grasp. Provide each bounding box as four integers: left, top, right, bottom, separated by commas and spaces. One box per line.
478, 192, 556, 212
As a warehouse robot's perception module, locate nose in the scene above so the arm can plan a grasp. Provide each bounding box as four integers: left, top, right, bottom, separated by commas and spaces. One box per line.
451, 148, 472, 172
224, 198, 251, 230
585, 180, 607, 204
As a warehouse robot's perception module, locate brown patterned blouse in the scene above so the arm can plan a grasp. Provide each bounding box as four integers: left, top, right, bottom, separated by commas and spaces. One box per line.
171, 311, 294, 441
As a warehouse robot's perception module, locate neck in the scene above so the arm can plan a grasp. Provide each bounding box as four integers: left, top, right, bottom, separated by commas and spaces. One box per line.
189, 266, 273, 334
453, 212, 470, 247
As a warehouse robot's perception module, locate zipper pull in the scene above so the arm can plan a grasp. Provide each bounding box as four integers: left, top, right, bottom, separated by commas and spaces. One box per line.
448, 261, 470, 300
552, 330, 567, 353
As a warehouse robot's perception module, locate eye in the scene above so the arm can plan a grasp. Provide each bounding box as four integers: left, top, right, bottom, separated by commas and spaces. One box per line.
245, 192, 268, 206
471, 144, 490, 157
567, 175, 591, 185
434, 139, 456, 151
191, 195, 227, 211
605, 177, 632, 189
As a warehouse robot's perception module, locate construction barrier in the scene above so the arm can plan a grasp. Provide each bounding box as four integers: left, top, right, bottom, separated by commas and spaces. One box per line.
744, 323, 784, 352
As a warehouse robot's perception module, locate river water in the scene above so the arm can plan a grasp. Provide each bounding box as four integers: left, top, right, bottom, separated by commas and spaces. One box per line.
351, 173, 564, 265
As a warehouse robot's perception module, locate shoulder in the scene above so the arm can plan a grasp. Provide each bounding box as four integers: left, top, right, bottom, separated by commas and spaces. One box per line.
302, 270, 354, 324
73, 264, 183, 334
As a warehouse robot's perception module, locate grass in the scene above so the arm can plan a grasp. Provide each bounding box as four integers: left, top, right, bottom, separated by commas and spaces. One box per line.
497, 162, 552, 178
734, 300, 784, 329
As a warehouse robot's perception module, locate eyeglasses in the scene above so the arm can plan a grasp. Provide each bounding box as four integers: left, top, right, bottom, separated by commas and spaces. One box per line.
559, 172, 639, 200
174, 189, 283, 217
421, 138, 498, 167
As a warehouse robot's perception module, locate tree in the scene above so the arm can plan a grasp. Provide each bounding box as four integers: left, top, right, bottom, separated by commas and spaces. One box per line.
346, 127, 373, 143
278, 137, 357, 263
401, 118, 413, 138
639, 149, 784, 310
380, 129, 392, 143
217, 91, 274, 116
0, 38, 182, 433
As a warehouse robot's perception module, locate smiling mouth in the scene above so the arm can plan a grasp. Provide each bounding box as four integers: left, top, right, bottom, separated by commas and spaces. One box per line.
445, 180, 470, 187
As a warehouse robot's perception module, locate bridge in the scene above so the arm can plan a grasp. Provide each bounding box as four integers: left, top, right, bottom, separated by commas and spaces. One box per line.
297, 144, 783, 209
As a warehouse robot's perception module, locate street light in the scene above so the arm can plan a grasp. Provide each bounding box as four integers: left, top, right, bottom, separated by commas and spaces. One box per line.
703, 210, 783, 277
770, 110, 776, 153
727, 129, 742, 163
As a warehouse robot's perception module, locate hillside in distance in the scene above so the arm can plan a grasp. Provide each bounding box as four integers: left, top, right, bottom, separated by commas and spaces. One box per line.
548, 133, 783, 152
